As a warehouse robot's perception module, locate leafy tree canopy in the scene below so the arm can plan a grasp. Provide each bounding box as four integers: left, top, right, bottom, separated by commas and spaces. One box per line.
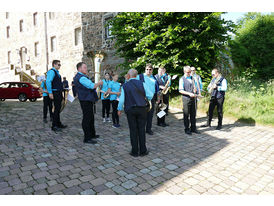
110, 12, 234, 88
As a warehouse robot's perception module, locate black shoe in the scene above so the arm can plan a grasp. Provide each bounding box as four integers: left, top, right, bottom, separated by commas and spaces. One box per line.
83, 139, 97, 144
185, 130, 192, 135
191, 129, 201, 134
201, 123, 211, 127
91, 135, 100, 139
59, 124, 67, 129
52, 126, 61, 132
163, 123, 169, 127
43, 119, 47, 123
146, 131, 154, 135
216, 125, 222, 130
129, 152, 138, 157
158, 123, 166, 127
140, 150, 149, 157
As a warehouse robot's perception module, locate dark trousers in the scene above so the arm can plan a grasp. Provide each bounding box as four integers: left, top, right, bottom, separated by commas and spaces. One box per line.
183, 96, 196, 131
72, 86, 77, 97
111, 100, 119, 124
43, 96, 53, 119
102, 99, 110, 118
126, 107, 147, 155
52, 91, 62, 128
80, 101, 96, 141
156, 93, 169, 124
146, 96, 156, 132
208, 96, 225, 126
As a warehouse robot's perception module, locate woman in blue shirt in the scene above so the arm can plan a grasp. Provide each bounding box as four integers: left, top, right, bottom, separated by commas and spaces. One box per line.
100, 73, 111, 122
108, 74, 121, 128
40, 79, 53, 123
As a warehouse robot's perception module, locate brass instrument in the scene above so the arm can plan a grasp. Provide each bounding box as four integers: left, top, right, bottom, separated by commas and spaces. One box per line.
208, 75, 222, 94
103, 92, 110, 99
162, 77, 171, 95
60, 89, 69, 112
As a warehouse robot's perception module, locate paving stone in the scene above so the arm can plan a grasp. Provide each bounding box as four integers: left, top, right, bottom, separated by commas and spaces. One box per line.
112, 185, 126, 194
0, 187, 12, 194
105, 181, 115, 188
152, 158, 163, 164
47, 184, 66, 194
62, 186, 82, 195
90, 178, 107, 186
149, 170, 164, 177
80, 189, 96, 195
121, 180, 138, 189
165, 164, 179, 171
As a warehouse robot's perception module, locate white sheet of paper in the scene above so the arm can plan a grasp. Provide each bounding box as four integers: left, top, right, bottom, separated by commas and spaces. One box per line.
157, 110, 166, 118
67, 94, 75, 103
172, 75, 178, 80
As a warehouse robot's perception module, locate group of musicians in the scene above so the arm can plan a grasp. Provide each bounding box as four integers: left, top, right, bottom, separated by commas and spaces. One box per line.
41, 60, 227, 157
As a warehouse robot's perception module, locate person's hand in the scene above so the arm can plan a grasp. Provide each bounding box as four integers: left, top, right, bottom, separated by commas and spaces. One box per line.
159, 85, 165, 90
118, 111, 122, 116
49, 93, 54, 100
98, 80, 103, 85
213, 84, 217, 89
117, 92, 121, 96
189, 93, 195, 98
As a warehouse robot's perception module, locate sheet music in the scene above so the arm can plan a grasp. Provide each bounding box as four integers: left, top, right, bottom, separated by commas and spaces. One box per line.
67, 94, 75, 103
157, 110, 166, 118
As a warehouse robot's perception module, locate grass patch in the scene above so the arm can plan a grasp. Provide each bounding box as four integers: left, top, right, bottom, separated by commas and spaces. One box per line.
170, 78, 274, 126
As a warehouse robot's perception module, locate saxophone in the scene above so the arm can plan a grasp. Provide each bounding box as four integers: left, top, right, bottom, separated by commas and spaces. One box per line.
162, 76, 171, 95
208, 75, 222, 94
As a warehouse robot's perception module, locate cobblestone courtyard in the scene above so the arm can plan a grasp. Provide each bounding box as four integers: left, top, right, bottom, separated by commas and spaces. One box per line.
0, 99, 273, 195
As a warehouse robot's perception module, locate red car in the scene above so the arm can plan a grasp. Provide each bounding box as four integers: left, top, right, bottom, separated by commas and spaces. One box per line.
0, 82, 42, 102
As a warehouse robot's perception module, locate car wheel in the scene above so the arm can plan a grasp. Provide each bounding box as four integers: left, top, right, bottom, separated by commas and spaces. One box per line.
0, 99, 5, 101
18, 93, 27, 102
29, 98, 37, 102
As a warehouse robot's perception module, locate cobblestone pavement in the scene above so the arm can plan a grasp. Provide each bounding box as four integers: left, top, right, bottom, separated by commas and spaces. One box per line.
0, 99, 273, 195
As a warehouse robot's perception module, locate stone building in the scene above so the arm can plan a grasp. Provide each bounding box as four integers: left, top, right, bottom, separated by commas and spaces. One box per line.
0, 12, 123, 84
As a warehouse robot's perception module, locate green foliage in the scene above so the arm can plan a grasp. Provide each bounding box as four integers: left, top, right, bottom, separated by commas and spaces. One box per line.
229, 13, 274, 80
110, 12, 234, 88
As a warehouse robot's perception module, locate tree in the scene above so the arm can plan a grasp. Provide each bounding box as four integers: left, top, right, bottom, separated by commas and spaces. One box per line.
229, 13, 274, 80
110, 12, 234, 89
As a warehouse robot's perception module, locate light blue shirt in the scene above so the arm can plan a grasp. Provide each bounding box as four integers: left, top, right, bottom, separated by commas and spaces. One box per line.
78, 72, 95, 89
101, 79, 111, 100
46, 67, 61, 94
179, 75, 199, 93
207, 78, 227, 92
40, 81, 48, 97
137, 73, 157, 96
192, 74, 203, 91
109, 81, 121, 101
118, 77, 153, 111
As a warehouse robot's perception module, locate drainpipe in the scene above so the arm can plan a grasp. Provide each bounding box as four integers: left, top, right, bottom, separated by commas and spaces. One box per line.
44, 12, 49, 72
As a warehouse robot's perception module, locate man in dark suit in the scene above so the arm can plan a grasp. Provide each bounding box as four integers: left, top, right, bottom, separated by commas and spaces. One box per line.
118, 69, 153, 157
73, 62, 103, 144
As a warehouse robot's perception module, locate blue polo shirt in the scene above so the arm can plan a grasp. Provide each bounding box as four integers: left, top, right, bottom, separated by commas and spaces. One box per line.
78, 72, 95, 89
101, 79, 111, 100
40, 81, 48, 97
109, 81, 121, 101
46, 67, 61, 94
137, 73, 158, 96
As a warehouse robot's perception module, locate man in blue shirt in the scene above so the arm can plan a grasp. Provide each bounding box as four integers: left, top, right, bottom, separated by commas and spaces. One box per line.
155, 67, 171, 127
202, 68, 227, 130
179, 66, 200, 135
74, 62, 103, 144
118, 69, 153, 157
40, 77, 53, 123
137, 64, 160, 135
46, 60, 67, 132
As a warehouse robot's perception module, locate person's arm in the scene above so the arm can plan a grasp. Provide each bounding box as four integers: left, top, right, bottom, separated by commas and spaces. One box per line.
79, 76, 102, 89
199, 76, 203, 91
117, 87, 125, 115
46, 70, 55, 94
218, 79, 227, 91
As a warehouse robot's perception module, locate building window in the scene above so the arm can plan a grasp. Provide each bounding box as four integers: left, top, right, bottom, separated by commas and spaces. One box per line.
49, 12, 55, 19
74, 27, 81, 46
33, 12, 38, 26
6, 12, 9, 19
19, 20, 23, 32
8, 51, 11, 64
50, 36, 56, 52
104, 18, 113, 39
34, 42, 39, 57
6, 26, 10, 38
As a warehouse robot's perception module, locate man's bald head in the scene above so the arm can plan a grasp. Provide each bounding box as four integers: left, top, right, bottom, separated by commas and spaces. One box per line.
127, 69, 138, 78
